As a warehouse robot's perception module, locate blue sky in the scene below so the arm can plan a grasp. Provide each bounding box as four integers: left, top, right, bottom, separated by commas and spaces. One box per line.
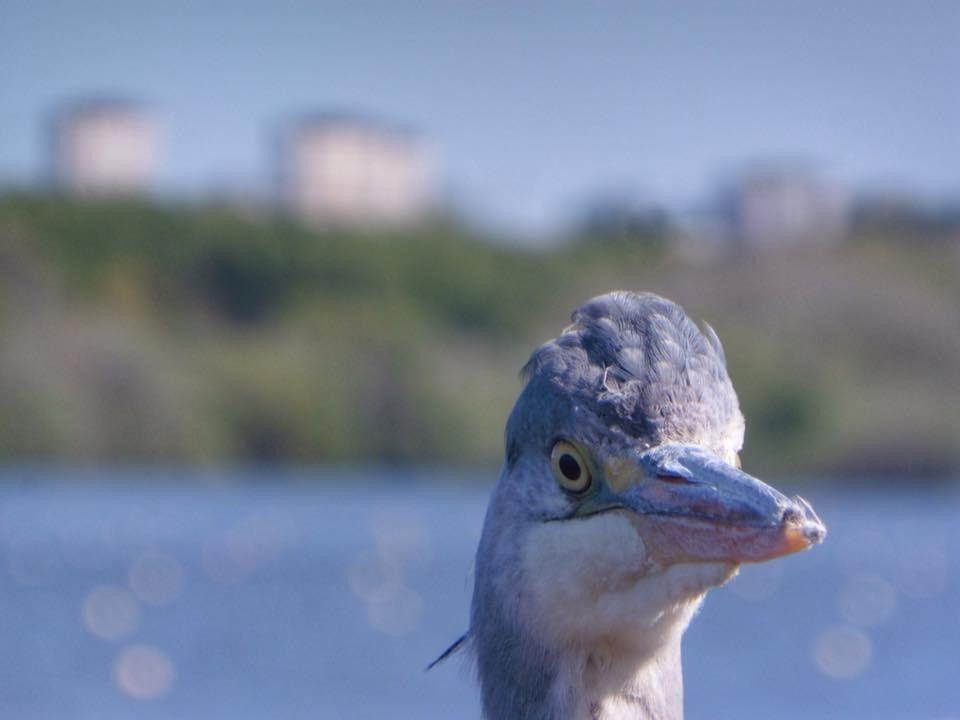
2, 1, 958, 233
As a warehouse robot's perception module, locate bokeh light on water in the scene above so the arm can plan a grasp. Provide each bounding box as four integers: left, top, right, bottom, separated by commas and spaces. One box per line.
128, 551, 184, 606
812, 625, 873, 679
0, 475, 955, 719
82, 585, 140, 640
347, 505, 431, 636
112, 644, 175, 700
200, 508, 296, 585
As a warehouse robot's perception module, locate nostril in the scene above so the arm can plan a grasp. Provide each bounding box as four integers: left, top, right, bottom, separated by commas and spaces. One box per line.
656, 474, 691, 485
781, 505, 802, 524
780, 505, 806, 525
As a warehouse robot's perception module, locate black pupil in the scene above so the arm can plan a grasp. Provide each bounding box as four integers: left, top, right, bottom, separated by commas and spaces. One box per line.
558, 454, 581, 482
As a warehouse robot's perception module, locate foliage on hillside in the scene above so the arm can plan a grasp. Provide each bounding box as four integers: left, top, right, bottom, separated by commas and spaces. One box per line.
0, 193, 957, 478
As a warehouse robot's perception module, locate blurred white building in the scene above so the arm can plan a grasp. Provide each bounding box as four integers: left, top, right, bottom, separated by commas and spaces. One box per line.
280, 114, 431, 228
725, 164, 848, 249
53, 99, 158, 197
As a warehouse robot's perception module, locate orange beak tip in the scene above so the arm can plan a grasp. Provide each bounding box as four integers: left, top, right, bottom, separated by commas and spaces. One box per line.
782, 516, 827, 554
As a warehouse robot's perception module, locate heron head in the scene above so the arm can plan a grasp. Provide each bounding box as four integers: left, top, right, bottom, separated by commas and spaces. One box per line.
474, 292, 825, 656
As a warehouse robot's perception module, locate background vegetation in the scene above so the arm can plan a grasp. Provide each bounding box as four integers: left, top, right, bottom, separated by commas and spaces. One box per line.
0, 193, 957, 478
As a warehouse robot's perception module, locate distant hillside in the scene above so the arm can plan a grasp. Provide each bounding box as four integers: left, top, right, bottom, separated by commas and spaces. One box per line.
0, 193, 957, 479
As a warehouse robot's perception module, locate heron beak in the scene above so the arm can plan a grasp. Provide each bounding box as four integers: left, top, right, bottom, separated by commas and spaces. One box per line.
600, 443, 826, 565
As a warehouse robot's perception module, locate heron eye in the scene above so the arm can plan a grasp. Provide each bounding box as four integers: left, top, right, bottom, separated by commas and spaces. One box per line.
550, 441, 592, 494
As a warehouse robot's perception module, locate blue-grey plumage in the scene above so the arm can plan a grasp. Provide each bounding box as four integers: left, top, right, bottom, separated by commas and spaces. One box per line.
438, 291, 825, 720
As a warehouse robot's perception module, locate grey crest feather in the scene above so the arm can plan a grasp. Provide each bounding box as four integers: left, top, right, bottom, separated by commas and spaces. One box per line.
510, 291, 744, 458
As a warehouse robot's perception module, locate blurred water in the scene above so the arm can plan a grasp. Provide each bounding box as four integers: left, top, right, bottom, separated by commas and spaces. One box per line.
0, 469, 956, 719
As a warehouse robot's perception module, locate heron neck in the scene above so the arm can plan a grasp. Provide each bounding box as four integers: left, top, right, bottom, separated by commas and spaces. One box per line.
578, 635, 685, 720
475, 618, 685, 720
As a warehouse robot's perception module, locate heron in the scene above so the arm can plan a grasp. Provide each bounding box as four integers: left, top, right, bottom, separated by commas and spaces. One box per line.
434, 291, 825, 720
